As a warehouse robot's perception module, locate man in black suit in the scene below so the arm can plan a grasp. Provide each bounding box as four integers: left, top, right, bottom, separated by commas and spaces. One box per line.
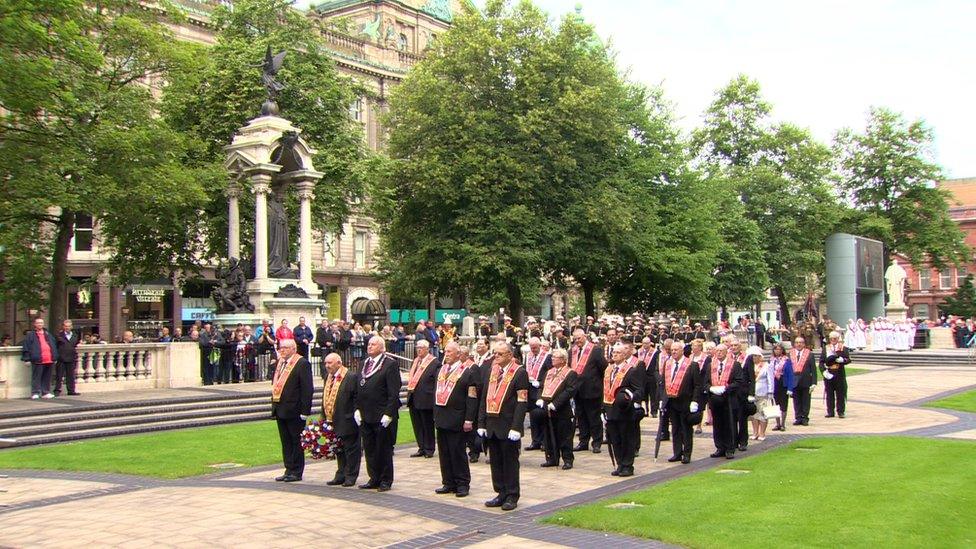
356, 335, 402, 492
523, 337, 552, 451
54, 320, 81, 396
602, 342, 645, 477
293, 316, 313, 359
477, 342, 529, 511
321, 352, 360, 487
820, 331, 851, 418
538, 348, 578, 469
432, 342, 479, 497
406, 339, 439, 458
570, 328, 607, 454
735, 348, 757, 451
790, 336, 817, 425
704, 344, 745, 459
662, 342, 704, 464
467, 339, 494, 462
271, 339, 314, 482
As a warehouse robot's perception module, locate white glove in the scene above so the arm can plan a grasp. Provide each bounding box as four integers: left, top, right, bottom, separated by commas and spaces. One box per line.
507, 430, 521, 442
531, 380, 540, 388
823, 372, 834, 380
836, 357, 845, 364
708, 386, 720, 395
787, 390, 793, 397
536, 399, 544, 408
547, 402, 556, 412
477, 428, 487, 437
353, 409, 362, 426
380, 414, 392, 428
747, 396, 756, 403
601, 413, 607, 423
300, 414, 308, 421
809, 386, 815, 394
689, 402, 699, 413
710, 386, 726, 395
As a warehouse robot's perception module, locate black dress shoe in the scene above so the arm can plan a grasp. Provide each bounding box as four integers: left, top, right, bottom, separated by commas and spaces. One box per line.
681, 456, 691, 464
618, 467, 634, 477
358, 482, 379, 489
326, 478, 345, 486
485, 496, 504, 507
501, 498, 518, 511
561, 462, 573, 470
738, 444, 748, 452
573, 442, 588, 452
469, 454, 480, 463
342, 479, 357, 487
801, 420, 810, 426
455, 487, 469, 498
825, 414, 835, 418
667, 456, 682, 463
838, 413, 845, 418
410, 451, 425, 458
709, 451, 725, 458
434, 486, 455, 494
611, 469, 621, 476
424, 453, 434, 458
67, 392, 81, 396
377, 483, 392, 492
793, 420, 802, 426
524, 443, 542, 451
660, 435, 670, 441
591, 445, 602, 454
282, 475, 301, 482
540, 462, 558, 468
726, 451, 735, 459
275, 474, 288, 482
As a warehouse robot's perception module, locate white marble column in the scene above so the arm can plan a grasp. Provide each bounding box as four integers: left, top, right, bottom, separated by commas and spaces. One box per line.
295, 180, 315, 287
249, 172, 273, 281
226, 181, 241, 260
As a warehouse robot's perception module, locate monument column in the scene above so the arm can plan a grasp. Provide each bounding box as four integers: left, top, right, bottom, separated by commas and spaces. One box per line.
226, 180, 241, 260
295, 178, 317, 288
247, 165, 280, 281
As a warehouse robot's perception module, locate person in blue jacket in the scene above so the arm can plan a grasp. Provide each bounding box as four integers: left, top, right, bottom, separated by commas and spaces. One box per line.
768, 343, 795, 431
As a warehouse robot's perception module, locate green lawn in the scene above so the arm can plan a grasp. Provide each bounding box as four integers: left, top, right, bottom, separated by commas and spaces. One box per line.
545, 437, 975, 548
925, 389, 976, 413
0, 415, 415, 479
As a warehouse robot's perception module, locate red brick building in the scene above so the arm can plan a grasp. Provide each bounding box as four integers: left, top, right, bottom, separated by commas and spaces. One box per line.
902, 177, 976, 320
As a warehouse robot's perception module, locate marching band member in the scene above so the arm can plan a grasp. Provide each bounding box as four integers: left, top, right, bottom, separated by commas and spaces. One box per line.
538, 348, 578, 469
820, 331, 850, 418
432, 342, 479, 497
570, 328, 608, 454
663, 342, 704, 464
602, 342, 645, 476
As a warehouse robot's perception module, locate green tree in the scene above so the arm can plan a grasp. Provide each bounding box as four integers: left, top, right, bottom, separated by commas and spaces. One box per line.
0, 0, 213, 328
694, 75, 840, 324
162, 0, 375, 258
708, 180, 769, 314
835, 107, 968, 272
941, 275, 976, 319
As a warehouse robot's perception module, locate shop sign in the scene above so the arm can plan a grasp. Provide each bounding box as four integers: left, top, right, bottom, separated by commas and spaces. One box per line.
132, 288, 166, 303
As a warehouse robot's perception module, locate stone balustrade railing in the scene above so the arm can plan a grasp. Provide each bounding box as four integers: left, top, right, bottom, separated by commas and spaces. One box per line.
0, 343, 201, 399
398, 50, 420, 67
322, 29, 367, 58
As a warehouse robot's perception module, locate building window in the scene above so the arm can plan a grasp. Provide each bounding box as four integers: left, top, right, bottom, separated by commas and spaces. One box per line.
940, 268, 953, 289
913, 304, 930, 320
354, 230, 367, 269
73, 213, 94, 251
398, 33, 408, 50
348, 97, 363, 123
957, 267, 969, 286
919, 271, 931, 290
323, 232, 337, 267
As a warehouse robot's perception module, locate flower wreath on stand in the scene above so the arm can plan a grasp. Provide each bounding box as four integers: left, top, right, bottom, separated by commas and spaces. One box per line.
300, 418, 342, 460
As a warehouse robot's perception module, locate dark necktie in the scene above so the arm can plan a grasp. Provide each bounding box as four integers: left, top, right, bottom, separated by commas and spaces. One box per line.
364, 357, 375, 376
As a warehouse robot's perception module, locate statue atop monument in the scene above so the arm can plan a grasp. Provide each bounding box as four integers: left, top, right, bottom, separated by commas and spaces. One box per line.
255, 45, 286, 116
212, 257, 255, 313
884, 259, 907, 308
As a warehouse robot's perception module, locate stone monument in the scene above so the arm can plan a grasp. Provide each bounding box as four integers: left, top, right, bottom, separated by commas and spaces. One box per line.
884, 259, 908, 321
214, 48, 327, 328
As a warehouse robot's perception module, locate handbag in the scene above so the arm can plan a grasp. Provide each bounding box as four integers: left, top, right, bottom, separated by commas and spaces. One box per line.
762, 400, 780, 419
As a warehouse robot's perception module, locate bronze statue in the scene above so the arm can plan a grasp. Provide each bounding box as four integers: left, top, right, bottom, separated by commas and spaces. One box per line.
255, 45, 286, 116
212, 258, 255, 313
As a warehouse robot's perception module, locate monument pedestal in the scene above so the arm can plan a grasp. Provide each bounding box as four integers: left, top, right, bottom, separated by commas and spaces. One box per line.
885, 305, 908, 321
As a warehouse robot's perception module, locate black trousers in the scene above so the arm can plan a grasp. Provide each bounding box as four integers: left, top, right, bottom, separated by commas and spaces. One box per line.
334, 432, 361, 483
710, 398, 735, 453
361, 419, 396, 486
436, 428, 471, 490
793, 386, 812, 422
486, 435, 520, 500
200, 352, 213, 385
467, 429, 484, 458
734, 399, 750, 447
606, 419, 637, 469
774, 386, 790, 414
574, 396, 603, 447
528, 405, 545, 446
542, 413, 574, 465
825, 377, 847, 416
30, 363, 53, 396
54, 360, 76, 394
670, 408, 694, 460
276, 417, 306, 477
409, 406, 435, 455
634, 414, 644, 453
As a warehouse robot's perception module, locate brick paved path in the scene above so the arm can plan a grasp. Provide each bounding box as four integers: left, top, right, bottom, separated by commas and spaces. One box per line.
2, 364, 974, 548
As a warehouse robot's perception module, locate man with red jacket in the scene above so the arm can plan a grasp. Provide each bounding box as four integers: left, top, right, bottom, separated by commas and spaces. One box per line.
22, 317, 59, 399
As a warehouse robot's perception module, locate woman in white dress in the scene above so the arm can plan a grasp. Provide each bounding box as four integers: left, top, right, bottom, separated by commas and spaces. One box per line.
872, 319, 887, 352
908, 320, 917, 349
844, 320, 856, 349
854, 318, 867, 350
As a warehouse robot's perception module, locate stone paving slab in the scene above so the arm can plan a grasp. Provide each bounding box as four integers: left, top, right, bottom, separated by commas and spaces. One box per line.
938, 429, 976, 440
465, 534, 569, 548
847, 367, 976, 405
0, 477, 117, 507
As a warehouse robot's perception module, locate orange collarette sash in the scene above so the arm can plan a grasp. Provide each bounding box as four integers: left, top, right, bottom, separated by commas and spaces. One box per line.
665, 357, 692, 398
525, 351, 549, 382
638, 348, 654, 367
323, 366, 347, 420
571, 343, 594, 375
603, 357, 638, 405
407, 354, 435, 391
435, 360, 471, 406
272, 354, 301, 402
709, 354, 736, 386
790, 348, 810, 374
541, 366, 570, 399
486, 360, 520, 415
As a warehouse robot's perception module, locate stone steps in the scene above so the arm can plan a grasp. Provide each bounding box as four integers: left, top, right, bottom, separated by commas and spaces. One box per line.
849, 350, 972, 368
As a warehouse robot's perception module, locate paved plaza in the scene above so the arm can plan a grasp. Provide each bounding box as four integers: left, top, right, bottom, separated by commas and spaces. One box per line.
1, 362, 974, 548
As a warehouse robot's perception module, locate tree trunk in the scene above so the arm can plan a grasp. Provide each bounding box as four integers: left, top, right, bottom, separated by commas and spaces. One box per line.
775, 286, 791, 327
581, 279, 596, 318
48, 211, 75, 331
506, 281, 522, 327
